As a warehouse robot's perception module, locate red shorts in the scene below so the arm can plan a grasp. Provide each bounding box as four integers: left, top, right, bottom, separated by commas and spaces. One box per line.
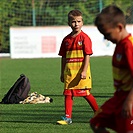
90, 90, 133, 133
63, 89, 90, 97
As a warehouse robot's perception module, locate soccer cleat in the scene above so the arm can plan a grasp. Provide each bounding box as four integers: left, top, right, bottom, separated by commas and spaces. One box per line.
57, 116, 72, 125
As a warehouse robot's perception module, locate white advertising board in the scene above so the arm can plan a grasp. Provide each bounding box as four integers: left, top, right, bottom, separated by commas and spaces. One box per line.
10, 25, 133, 58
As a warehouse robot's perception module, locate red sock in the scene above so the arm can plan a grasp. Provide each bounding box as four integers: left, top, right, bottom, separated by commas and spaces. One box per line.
65, 95, 73, 118
84, 94, 99, 112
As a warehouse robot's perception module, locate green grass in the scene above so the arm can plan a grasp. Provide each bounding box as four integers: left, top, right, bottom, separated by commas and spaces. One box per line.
0, 57, 115, 133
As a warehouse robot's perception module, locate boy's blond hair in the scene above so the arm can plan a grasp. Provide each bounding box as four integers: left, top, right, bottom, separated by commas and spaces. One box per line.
68, 9, 82, 22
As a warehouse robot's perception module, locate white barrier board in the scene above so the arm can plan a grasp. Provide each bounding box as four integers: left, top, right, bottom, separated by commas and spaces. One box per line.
10, 25, 133, 58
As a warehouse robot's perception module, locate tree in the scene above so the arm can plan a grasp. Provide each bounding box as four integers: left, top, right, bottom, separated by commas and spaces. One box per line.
0, 0, 133, 52
0, 0, 32, 52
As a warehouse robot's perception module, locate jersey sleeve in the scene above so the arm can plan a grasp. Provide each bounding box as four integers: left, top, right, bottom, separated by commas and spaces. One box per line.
83, 34, 93, 55
58, 38, 66, 57
125, 41, 133, 77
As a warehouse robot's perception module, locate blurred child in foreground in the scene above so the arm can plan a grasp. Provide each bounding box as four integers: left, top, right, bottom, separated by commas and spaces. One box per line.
57, 9, 98, 125
90, 5, 133, 133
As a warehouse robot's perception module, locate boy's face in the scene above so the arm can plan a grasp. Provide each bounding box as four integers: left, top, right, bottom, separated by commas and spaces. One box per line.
98, 24, 122, 44
68, 16, 83, 33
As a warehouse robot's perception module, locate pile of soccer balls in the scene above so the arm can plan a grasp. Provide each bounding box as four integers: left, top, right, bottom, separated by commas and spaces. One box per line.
19, 92, 53, 104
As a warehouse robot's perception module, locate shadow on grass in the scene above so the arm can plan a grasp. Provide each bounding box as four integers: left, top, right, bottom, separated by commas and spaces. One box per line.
0, 105, 93, 125
93, 93, 113, 98
0, 93, 113, 125
44, 93, 113, 98
0, 109, 62, 124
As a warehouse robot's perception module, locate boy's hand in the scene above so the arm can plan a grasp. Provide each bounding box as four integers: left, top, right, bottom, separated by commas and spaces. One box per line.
81, 71, 87, 79
122, 98, 133, 118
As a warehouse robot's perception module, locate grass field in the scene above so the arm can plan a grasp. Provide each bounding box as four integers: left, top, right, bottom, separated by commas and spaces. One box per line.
0, 57, 116, 133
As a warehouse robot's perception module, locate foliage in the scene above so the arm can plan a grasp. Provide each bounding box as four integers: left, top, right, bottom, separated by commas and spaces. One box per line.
0, 0, 133, 52
0, 0, 32, 52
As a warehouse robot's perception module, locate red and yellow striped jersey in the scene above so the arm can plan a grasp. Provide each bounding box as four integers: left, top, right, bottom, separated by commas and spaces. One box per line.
58, 31, 93, 89
112, 34, 133, 91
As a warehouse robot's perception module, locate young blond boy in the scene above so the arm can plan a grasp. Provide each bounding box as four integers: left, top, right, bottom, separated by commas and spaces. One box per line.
57, 9, 98, 125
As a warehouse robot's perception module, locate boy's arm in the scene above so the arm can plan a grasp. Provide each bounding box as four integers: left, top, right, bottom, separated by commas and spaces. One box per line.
60, 56, 66, 83
81, 54, 90, 79
122, 86, 133, 118
122, 45, 133, 118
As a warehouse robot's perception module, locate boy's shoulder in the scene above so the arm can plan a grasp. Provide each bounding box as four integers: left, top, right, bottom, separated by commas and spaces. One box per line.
80, 31, 91, 40
63, 33, 71, 40
121, 34, 133, 45
63, 31, 91, 40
